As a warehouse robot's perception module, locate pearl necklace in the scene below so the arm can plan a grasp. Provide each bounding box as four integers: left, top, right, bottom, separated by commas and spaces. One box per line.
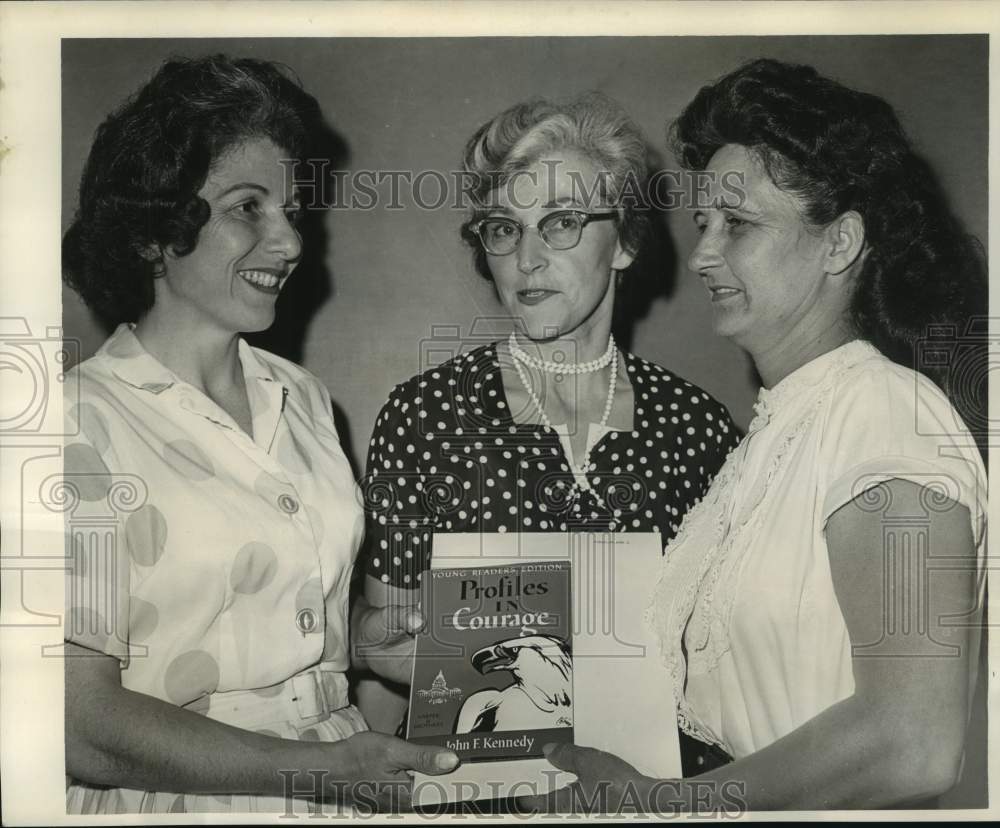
508, 331, 615, 375
509, 333, 618, 509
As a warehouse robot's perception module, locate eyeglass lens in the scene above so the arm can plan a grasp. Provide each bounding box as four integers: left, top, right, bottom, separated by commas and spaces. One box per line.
479, 212, 586, 254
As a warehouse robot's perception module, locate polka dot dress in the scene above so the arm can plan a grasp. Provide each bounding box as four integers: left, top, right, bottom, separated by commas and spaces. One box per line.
363, 344, 739, 589
64, 324, 366, 813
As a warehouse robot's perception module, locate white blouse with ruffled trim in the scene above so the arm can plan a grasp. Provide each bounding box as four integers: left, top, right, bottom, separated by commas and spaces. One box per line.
647, 340, 987, 760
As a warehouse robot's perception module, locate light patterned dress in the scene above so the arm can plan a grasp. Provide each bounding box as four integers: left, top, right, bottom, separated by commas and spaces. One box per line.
648, 340, 987, 760
64, 324, 367, 813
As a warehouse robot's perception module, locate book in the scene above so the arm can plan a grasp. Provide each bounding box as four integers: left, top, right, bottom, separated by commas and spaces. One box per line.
407, 561, 573, 762
409, 532, 680, 806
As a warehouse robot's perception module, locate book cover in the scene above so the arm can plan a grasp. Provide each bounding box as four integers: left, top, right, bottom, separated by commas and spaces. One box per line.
407, 561, 573, 762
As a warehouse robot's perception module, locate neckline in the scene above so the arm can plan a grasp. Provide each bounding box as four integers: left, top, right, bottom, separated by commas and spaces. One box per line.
551, 421, 618, 475
484, 342, 639, 504
752, 339, 878, 422
104, 323, 272, 389
487, 343, 638, 435
480, 342, 640, 480
102, 323, 276, 442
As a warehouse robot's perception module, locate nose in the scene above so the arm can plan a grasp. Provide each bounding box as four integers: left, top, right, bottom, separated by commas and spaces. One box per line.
516, 226, 547, 274
687, 223, 724, 276
266, 211, 303, 265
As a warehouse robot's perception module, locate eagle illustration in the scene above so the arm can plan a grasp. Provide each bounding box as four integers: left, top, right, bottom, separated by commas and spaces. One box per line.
454, 634, 573, 734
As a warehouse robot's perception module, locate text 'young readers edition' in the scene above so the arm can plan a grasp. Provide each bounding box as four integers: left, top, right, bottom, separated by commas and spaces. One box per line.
407, 561, 573, 762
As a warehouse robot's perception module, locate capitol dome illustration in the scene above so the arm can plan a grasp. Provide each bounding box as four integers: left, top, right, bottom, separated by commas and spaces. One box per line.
417, 669, 463, 703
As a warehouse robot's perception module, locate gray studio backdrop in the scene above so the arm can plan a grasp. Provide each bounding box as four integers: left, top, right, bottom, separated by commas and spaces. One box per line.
61, 36, 987, 806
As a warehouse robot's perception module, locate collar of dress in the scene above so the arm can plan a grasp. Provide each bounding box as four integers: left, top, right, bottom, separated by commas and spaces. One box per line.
101, 323, 275, 393
749, 339, 879, 430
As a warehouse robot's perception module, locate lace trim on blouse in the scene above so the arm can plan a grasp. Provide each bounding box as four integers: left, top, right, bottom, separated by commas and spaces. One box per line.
645, 340, 878, 752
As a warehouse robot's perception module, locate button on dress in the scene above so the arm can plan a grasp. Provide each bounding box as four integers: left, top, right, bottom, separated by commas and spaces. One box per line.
64, 324, 366, 813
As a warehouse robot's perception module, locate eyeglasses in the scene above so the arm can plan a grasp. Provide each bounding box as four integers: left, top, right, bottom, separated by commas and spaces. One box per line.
470, 210, 617, 256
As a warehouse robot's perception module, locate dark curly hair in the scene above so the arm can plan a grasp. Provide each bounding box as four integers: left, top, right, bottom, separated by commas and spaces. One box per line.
63, 54, 324, 326
671, 58, 988, 446
459, 93, 651, 282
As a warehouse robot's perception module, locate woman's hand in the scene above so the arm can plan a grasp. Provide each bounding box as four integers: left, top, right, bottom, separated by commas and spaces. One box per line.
326, 731, 459, 811
350, 595, 423, 685
522, 743, 657, 814
66, 642, 459, 810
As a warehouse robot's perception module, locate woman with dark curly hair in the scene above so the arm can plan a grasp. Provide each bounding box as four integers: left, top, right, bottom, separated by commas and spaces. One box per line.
360, 94, 740, 735
62, 54, 456, 814
538, 59, 987, 810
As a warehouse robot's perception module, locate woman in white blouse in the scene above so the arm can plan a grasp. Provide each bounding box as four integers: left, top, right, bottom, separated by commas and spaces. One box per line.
538, 58, 987, 810
62, 55, 457, 814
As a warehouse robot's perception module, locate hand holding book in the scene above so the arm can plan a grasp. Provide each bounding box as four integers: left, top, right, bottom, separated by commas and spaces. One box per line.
521, 742, 659, 814
331, 732, 461, 811
406, 532, 680, 806
407, 562, 574, 761
351, 595, 426, 686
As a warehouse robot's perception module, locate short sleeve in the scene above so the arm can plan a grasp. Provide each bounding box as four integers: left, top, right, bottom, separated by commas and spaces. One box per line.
818, 363, 986, 549
361, 382, 431, 589
63, 391, 132, 664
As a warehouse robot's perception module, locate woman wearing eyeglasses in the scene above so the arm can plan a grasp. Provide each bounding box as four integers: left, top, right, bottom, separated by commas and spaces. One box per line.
360, 94, 739, 732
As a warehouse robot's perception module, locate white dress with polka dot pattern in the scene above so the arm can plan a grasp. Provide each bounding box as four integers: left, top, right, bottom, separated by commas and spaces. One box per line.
64, 324, 366, 813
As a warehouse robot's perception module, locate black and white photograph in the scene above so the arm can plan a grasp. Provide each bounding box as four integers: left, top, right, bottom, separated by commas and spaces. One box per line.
0, 0, 995, 821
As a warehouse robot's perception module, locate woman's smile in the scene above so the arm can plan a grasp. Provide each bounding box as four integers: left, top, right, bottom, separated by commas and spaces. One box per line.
705, 283, 744, 303
236, 267, 289, 296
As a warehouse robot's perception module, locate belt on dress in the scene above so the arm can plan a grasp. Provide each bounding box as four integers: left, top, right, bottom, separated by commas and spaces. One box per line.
189, 664, 351, 730
289, 666, 349, 721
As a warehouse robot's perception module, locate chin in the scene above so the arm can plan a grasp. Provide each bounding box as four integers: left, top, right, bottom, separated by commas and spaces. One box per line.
716, 324, 759, 353
509, 309, 568, 341
236, 311, 277, 335
526, 325, 564, 340
709, 309, 749, 341
518, 323, 565, 342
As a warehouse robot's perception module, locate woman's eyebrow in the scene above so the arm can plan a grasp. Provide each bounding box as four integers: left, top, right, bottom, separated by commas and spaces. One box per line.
217, 182, 270, 198
713, 196, 761, 216
542, 196, 587, 209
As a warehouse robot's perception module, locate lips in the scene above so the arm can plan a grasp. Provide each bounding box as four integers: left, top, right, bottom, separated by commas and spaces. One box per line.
238, 268, 287, 296
517, 288, 558, 306
704, 283, 744, 303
